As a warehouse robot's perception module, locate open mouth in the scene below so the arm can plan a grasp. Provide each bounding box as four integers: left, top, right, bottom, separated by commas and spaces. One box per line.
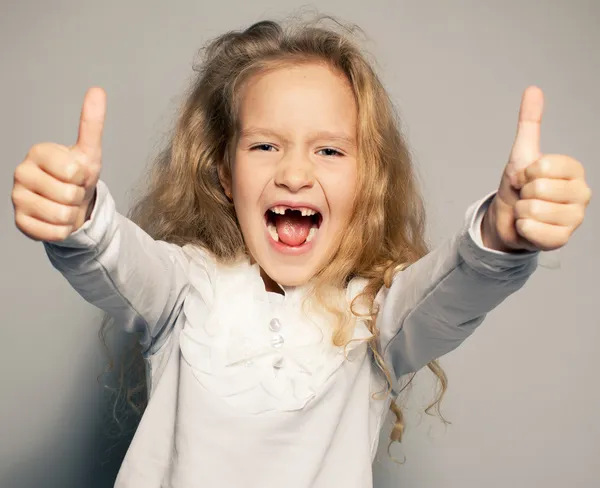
264, 205, 323, 247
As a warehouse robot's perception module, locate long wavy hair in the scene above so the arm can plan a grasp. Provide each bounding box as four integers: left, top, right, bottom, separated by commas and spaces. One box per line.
100, 15, 448, 456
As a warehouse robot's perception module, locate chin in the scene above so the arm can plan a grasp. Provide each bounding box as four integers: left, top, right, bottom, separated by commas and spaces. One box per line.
261, 262, 318, 288
246, 227, 333, 290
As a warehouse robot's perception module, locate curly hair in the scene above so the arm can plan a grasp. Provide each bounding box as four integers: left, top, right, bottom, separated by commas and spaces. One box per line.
100, 14, 448, 456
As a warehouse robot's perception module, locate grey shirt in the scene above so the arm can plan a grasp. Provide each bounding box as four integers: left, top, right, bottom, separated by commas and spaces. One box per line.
44, 181, 538, 488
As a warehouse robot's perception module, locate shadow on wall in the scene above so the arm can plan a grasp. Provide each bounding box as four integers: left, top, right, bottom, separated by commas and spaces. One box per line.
0, 418, 134, 488
0, 333, 138, 488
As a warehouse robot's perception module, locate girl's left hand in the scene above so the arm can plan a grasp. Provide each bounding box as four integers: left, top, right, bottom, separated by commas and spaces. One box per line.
482, 86, 592, 253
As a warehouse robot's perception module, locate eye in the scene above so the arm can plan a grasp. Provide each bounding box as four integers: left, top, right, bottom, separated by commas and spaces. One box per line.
250, 144, 277, 152
317, 148, 343, 157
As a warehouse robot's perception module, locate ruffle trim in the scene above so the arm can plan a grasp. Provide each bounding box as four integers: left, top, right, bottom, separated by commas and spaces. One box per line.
179, 251, 372, 414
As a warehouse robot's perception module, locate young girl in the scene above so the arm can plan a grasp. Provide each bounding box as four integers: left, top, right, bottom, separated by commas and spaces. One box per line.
12, 18, 590, 488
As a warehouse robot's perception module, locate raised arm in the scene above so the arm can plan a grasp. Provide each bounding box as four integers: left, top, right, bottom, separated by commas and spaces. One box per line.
376, 194, 538, 380
44, 180, 194, 354
12, 87, 204, 353
377, 86, 591, 382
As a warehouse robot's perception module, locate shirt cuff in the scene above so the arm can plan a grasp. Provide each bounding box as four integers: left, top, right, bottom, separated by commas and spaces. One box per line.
469, 191, 499, 251
456, 191, 539, 279
468, 191, 533, 257
467, 194, 558, 270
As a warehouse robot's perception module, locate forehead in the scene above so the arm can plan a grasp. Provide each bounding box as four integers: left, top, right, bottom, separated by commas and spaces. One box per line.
237, 62, 357, 138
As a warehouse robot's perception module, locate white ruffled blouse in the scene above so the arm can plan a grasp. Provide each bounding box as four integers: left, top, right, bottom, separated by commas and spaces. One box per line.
45, 181, 538, 488
179, 248, 373, 415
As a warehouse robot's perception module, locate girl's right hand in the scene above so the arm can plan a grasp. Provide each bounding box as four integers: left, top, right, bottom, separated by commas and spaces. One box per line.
12, 87, 107, 242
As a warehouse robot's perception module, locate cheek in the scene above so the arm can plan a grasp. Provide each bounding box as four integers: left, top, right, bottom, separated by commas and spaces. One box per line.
231, 157, 268, 232
231, 157, 255, 202
328, 163, 358, 221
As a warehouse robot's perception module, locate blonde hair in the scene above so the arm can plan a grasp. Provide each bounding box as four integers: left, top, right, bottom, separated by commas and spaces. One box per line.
100, 15, 448, 454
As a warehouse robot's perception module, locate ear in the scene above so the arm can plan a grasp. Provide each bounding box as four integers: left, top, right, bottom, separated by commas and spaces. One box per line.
217, 161, 232, 199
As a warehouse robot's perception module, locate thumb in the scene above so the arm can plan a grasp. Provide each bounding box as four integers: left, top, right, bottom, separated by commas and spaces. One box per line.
75, 87, 107, 160
509, 86, 544, 172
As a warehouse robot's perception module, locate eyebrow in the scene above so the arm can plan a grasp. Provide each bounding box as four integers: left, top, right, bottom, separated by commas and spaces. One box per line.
239, 128, 290, 144
239, 127, 356, 147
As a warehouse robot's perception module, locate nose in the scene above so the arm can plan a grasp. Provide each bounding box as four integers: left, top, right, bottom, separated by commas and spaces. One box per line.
274, 151, 315, 192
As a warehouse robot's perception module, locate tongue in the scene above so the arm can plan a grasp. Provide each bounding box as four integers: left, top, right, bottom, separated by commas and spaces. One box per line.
274, 214, 312, 246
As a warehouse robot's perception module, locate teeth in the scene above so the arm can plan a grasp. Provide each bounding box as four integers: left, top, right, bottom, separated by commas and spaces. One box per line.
305, 227, 317, 243
270, 206, 286, 215
267, 222, 279, 242
269, 206, 317, 216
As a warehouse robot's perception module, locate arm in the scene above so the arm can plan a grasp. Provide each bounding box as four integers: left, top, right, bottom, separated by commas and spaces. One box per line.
378, 86, 592, 383
376, 192, 538, 381
44, 180, 198, 354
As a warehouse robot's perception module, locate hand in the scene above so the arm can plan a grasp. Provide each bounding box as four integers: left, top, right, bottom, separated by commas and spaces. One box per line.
482, 86, 592, 252
12, 87, 107, 242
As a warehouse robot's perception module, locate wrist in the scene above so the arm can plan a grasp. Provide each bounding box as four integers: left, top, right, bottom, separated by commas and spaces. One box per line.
73, 187, 97, 232
84, 187, 97, 221
481, 200, 513, 253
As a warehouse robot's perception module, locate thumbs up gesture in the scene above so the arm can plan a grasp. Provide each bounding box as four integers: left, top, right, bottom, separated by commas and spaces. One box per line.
482, 87, 592, 252
12, 87, 107, 242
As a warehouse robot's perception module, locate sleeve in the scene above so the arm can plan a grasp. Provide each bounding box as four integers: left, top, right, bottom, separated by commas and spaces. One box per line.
43, 180, 202, 354
376, 191, 539, 382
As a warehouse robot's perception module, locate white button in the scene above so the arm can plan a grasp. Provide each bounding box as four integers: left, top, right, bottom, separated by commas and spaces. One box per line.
272, 356, 284, 369
269, 318, 281, 332
271, 333, 284, 348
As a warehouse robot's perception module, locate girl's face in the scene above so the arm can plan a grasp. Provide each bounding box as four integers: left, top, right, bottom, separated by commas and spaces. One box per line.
225, 62, 358, 291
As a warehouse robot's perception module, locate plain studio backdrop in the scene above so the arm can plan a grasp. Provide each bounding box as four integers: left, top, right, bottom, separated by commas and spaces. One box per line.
1, 1, 598, 487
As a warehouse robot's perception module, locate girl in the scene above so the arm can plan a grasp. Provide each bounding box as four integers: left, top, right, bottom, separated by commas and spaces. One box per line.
11, 18, 590, 488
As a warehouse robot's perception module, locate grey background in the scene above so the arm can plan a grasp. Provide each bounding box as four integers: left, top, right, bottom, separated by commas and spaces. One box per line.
1, 0, 598, 487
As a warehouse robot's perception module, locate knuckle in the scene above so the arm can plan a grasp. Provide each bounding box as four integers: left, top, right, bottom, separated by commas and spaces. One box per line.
540, 158, 555, 177
523, 164, 534, 180
66, 185, 84, 205
14, 212, 26, 230
520, 183, 531, 198
528, 199, 542, 218
514, 199, 528, 218
574, 206, 585, 224
11, 186, 26, 207
13, 163, 28, 184
64, 187, 77, 204
559, 226, 571, 242
584, 186, 593, 204
28, 142, 47, 160
47, 224, 71, 242
54, 210, 67, 225
572, 157, 584, 172
516, 217, 529, 234
523, 165, 541, 181
56, 226, 72, 241
57, 205, 76, 225
572, 180, 588, 199
522, 181, 536, 198
69, 206, 79, 223
533, 179, 547, 195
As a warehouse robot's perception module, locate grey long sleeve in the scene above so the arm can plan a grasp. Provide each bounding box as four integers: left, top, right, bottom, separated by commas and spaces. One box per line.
43, 180, 193, 353
376, 193, 538, 381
